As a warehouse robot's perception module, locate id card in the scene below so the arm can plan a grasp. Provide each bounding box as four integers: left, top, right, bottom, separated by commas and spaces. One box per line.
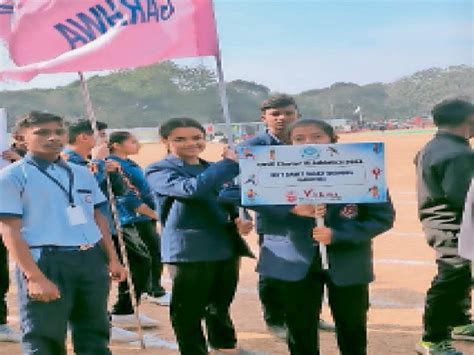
66, 205, 87, 225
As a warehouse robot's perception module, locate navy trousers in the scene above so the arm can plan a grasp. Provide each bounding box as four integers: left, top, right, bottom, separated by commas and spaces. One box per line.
0, 239, 8, 325
17, 245, 111, 355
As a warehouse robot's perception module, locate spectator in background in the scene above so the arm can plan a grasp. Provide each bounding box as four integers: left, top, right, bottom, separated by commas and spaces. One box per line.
415, 99, 474, 355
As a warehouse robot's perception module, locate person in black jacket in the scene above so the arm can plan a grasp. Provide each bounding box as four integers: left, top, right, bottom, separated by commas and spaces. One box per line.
415, 99, 474, 355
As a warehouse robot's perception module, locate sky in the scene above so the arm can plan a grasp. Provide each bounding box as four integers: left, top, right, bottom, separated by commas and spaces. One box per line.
0, 0, 472, 93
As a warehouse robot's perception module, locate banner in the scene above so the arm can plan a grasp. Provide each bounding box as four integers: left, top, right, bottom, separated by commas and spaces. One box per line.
0, 0, 218, 82
238, 142, 387, 205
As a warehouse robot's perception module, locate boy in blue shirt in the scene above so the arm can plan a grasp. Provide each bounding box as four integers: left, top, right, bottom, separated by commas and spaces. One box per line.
0, 111, 126, 355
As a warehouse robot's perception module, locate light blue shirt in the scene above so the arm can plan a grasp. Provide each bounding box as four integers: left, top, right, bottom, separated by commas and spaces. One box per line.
0, 154, 107, 247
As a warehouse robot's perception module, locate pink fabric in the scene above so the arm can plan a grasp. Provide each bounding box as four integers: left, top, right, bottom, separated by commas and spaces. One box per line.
0, 0, 218, 82
0, 0, 13, 43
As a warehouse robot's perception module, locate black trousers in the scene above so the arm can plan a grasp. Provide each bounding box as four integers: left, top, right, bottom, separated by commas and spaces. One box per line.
326, 276, 369, 355
423, 259, 472, 342
258, 275, 286, 327
111, 226, 151, 315
0, 238, 8, 325
168, 258, 240, 355
135, 221, 166, 296
280, 268, 369, 355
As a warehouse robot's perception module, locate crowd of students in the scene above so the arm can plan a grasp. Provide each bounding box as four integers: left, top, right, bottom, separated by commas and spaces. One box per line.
0, 95, 472, 355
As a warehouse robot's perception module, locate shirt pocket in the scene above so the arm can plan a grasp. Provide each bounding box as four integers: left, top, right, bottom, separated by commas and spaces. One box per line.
76, 189, 94, 205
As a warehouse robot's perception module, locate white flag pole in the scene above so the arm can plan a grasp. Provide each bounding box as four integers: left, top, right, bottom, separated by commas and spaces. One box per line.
315, 208, 329, 270
78, 72, 146, 349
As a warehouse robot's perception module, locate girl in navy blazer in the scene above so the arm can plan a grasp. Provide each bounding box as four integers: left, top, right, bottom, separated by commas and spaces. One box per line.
145, 117, 254, 355
221, 119, 395, 355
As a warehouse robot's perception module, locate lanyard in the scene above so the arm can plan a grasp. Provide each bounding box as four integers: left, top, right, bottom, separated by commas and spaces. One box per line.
27, 159, 75, 206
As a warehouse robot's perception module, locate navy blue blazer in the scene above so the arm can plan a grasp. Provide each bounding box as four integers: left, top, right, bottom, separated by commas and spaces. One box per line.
145, 155, 254, 263
220, 187, 395, 286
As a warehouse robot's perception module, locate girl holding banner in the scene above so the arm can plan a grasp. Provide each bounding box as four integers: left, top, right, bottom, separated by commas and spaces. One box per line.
220, 119, 395, 355
145, 117, 254, 355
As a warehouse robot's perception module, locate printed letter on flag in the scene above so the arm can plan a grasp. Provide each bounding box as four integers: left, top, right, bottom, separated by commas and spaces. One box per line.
0, 0, 13, 44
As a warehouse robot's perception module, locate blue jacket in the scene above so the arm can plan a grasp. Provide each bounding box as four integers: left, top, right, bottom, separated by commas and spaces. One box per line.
108, 155, 156, 225
220, 181, 395, 286
108, 155, 155, 209
145, 155, 254, 263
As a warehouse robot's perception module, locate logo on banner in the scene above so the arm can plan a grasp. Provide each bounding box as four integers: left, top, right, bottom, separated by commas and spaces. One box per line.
339, 204, 358, 219
300, 146, 320, 159
285, 191, 298, 203
245, 189, 257, 200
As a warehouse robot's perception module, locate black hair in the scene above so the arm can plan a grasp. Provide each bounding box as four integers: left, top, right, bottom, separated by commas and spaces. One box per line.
16, 111, 63, 129
159, 117, 206, 139
432, 98, 474, 127
67, 119, 108, 144
287, 118, 338, 143
260, 94, 298, 112
108, 131, 132, 152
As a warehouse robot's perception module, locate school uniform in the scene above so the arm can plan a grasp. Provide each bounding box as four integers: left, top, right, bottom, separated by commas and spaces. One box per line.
0, 144, 25, 326
145, 155, 253, 355
0, 154, 111, 355
108, 155, 165, 298
219, 187, 395, 355
239, 131, 288, 328
63, 149, 151, 315
415, 131, 474, 343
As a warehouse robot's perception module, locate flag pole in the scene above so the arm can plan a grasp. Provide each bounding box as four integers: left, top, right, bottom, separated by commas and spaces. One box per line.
315, 207, 329, 270
78, 72, 146, 349
214, 52, 233, 148
214, 52, 247, 221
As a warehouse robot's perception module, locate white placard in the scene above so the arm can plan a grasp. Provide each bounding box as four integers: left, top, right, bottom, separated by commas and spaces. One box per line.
238, 142, 387, 205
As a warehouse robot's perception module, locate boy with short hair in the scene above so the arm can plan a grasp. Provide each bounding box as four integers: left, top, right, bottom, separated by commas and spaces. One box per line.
0, 111, 126, 354
415, 99, 474, 355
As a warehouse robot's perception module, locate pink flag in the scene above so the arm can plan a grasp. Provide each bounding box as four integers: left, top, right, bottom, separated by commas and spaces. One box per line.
0, 0, 13, 43
0, 0, 218, 82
